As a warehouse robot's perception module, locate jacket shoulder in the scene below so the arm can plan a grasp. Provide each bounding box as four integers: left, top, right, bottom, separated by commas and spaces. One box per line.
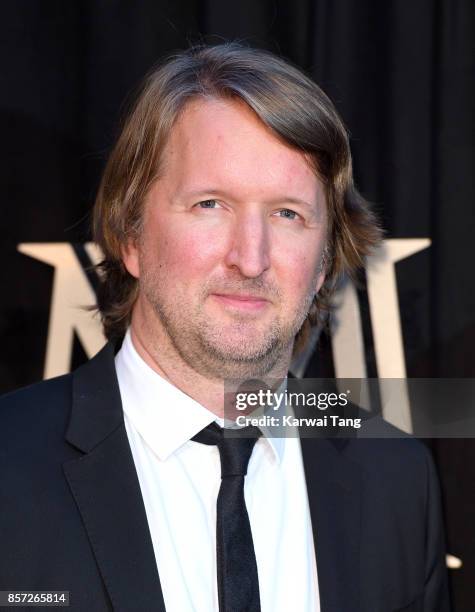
342, 419, 438, 512
0, 374, 73, 451
0, 373, 72, 410
347, 415, 433, 469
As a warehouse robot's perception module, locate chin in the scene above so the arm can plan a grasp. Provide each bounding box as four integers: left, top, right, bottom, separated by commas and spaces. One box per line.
201, 332, 285, 366
199, 356, 280, 381
206, 327, 273, 353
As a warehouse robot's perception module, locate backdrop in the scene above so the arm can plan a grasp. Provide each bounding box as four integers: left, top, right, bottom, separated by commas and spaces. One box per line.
1, 1, 474, 609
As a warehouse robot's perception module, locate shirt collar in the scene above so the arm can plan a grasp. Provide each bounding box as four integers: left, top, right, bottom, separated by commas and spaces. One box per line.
115, 329, 283, 463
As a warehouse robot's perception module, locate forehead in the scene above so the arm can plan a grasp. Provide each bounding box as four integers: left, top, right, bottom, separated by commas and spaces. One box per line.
159, 97, 322, 205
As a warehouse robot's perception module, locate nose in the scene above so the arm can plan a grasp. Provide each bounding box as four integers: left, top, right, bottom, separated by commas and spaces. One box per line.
224, 209, 271, 278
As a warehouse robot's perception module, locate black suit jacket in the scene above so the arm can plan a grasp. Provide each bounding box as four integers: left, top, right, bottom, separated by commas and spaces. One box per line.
0, 344, 450, 611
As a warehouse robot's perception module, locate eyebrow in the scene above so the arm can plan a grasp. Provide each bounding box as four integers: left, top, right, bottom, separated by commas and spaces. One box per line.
267, 196, 318, 210
178, 188, 319, 211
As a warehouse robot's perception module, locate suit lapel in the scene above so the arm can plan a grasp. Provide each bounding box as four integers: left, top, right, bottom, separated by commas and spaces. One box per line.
300, 435, 362, 612
63, 344, 166, 612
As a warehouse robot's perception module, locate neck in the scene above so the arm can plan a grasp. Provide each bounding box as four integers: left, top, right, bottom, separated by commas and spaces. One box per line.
128, 304, 292, 418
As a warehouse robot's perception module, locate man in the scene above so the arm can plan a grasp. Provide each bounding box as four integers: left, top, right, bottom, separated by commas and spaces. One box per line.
0, 44, 449, 611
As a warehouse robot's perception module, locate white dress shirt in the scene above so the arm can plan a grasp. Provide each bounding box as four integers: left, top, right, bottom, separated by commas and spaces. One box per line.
115, 329, 320, 612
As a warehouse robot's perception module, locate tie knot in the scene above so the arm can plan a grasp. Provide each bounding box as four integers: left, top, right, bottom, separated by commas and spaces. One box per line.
192, 422, 261, 478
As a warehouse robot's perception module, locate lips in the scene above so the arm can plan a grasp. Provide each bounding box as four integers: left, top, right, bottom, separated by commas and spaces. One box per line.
211, 293, 270, 311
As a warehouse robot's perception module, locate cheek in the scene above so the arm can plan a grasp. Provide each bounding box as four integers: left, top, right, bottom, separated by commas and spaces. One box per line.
273, 240, 321, 297
152, 221, 226, 276
282, 262, 314, 299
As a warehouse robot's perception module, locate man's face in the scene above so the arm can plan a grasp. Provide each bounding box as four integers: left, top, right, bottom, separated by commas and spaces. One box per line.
122, 97, 327, 379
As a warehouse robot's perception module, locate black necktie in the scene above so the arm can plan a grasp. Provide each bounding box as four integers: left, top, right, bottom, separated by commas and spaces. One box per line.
192, 422, 262, 612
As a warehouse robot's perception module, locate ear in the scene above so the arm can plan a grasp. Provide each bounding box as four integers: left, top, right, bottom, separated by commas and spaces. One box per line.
121, 239, 140, 279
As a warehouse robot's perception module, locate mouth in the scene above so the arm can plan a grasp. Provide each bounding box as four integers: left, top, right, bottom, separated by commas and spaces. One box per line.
211, 293, 271, 312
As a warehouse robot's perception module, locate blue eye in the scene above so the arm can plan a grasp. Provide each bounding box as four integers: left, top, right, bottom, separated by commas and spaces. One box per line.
277, 209, 298, 220
197, 199, 219, 209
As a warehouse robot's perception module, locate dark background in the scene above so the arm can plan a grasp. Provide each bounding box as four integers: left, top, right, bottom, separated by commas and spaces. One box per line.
1, 1, 474, 609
